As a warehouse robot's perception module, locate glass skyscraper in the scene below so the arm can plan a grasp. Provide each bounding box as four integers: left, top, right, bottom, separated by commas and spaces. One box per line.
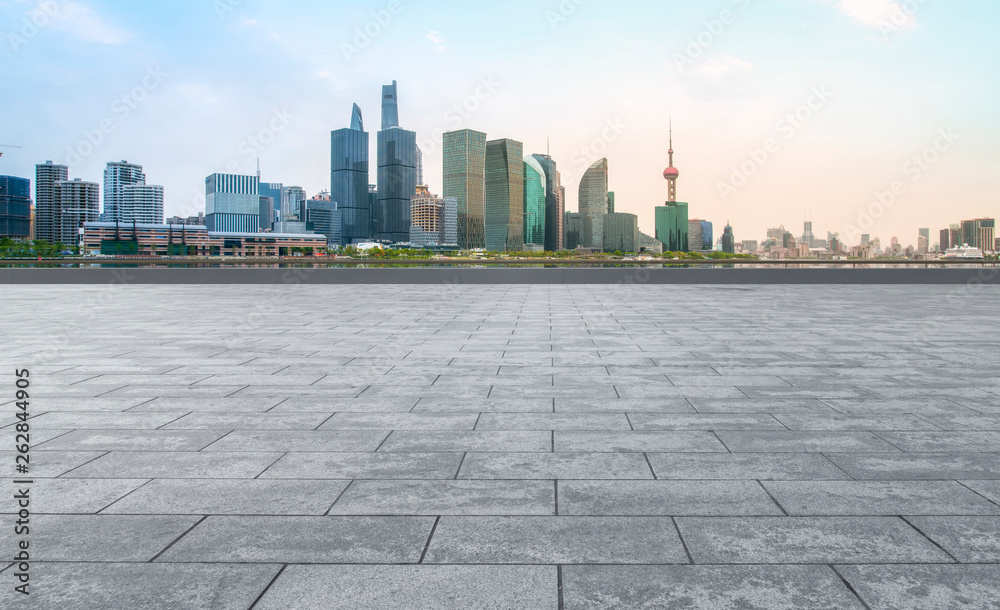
375, 81, 417, 243
523, 156, 546, 249
332, 104, 371, 246
485, 138, 524, 252
205, 173, 259, 233
444, 129, 487, 249
655, 202, 689, 252
579, 158, 608, 249
0, 175, 31, 239
531, 154, 564, 252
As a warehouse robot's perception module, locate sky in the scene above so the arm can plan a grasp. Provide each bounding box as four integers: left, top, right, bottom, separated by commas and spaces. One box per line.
1, 0, 998, 246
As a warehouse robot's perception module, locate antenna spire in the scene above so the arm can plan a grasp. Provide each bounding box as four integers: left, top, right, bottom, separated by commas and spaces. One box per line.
256, 158, 261, 181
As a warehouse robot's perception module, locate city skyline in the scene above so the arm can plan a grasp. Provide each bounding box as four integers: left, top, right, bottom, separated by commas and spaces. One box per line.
2, 1, 998, 244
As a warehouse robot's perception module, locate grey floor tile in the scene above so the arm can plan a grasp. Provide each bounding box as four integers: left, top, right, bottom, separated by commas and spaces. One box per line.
101, 479, 351, 515
129, 397, 285, 412
458, 452, 653, 480
559, 481, 783, 516
629, 414, 787, 431
822, 399, 981, 416
21, 411, 188, 430
0, 478, 147, 514
827, 452, 1000, 480
876, 431, 1000, 453
260, 452, 464, 480
318, 413, 478, 430
272, 397, 419, 413
0, 563, 281, 610
647, 453, 852, 480
690, 399, 836, 413
162, 413, 329, 430
62, 451, 282, 479
772, 414, 943, 431
554, 398, 696, 413
379, 431, 552, 452
907, 516, 1000, 562
475, 413, 631, 430
36, 430, 226, 452
0, 450, 105, 478
717, 431, 899, 453
329, 480, 555, 515
203, 430, 388, 452
963, 481, 1000, 505
677, 517, 955, 564
411, 398, 555, 413
0, 515, 200, 561
255, 565, 558, 610
424, 516, 688, 564
563, 565, 866, 610
837, 564, 1000, 610
156, 516, 434, 563
764, 481, 1000, 516
555, 431, 727, 453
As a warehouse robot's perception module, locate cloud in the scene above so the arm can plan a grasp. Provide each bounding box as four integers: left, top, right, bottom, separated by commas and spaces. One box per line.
823, 0, 916, 30
46, 1, 133, 44
426, 30, 445, 51
697, 55, 754, 76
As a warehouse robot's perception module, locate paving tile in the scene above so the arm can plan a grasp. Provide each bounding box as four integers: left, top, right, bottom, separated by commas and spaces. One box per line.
412, 398, 555, 413
260, 452, 464, 480
647, 453, 851, 480
0, 515, 200, 561
379, 431, 551, 452
717, 431, 899, 453
203, 430, 388, 452
476, 413, 631, 430
62, 451, 282, 479
458, 452, 652, 480
837, 565, 1000, 610
17, 411, 187, 429
318, 413, 478, 430
827, 452, 1000, 480
876, 431, 1000, 452
554, 398, 696, 413
772, 414, 942, 431
822, 399, 981, 416
0, 563, 281, 610
424, 516, 688, 564
764, 481, 1000, 516
272, 397, 419, 412
329, 480, 555, 515
101, 479, 351, 515
0, 450, 105, 478
563, 565, 866, 609
0, 478, 147, 514
689, 399, 836, 413
255, 565, 558, 610
629, 414, 787, 431
156, 516, 434, 563
676, 517, 955, 564
35, 430, 226, 451
162, 413, 329, 430
129, 397, 285, 412
559, 481, 782, 516
555, 431, 727, 453
907, 516, 1000, 562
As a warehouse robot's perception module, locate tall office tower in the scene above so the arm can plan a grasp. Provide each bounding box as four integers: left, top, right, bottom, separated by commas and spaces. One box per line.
688, 219, 704, 253
861, 234, 871, 246
962, 219, 996, 251
283, 186, 307, 219
949, 224, 962, 248
416, 146, 424, 187
607, 191, 615, 214
531, 154, 564, 251
940, 228, 951, 252
565, 212, 584, 250
558, 186, 566, 248
121, 184, 164, 224
701, 221, 713, 251
332, 103, 370, 246
523, 155, 546, 250
0, 175, 32, 239
205, 173, 259, 233
603, 213, 639, 253
103, 161, 145, 222
408, 186, 459, 247
444, 129, 487, 249
35, 161, 69, 243
485, 138, 524, 252
919, 228, 930, 254
302, 199, 341, 246
578, 158, 608, 249
259, 196, 275, 231
259, 182, 283, 230
52, 178, 100, 245
802, 220, 815, 248
722, 222, 735, 254
376, 81, 417, 243
442, 196, 458, 245
655, 128, 689, 252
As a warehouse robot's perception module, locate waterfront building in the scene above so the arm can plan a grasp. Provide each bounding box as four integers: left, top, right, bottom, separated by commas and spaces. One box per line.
302, 199, 341, 246
121, 184, 164, 224
34, 161, 69, 243
408, 185, 458, 247
531, 153, 564, 251
49, 178, 100, 246
102, 161, 145, 222
82, 222, 326, 256
0, 175, 31, 239
723, 223, 735, 254
485, 138, 524, 252
603, 212, 639, 253
205, 173, 259, 233
444, 129, 487, 249
376, 81, 418, 243
331, 104, 371, 246
655, 127, 689, 252
565, 212, 584, 250
523, 155, 546, 250
578, 158, 608, 249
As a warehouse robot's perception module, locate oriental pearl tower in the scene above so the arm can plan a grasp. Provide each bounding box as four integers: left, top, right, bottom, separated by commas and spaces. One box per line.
663, 121, 680, 202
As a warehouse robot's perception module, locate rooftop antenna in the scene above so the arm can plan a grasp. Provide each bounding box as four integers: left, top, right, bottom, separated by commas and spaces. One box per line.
547, 137, 550, 157
256, 157, 261, 181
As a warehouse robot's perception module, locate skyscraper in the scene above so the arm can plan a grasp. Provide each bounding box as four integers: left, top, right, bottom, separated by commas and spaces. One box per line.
607, 191, 615, 214
603, 213, 639, 253
940, 228, 950, 252
331, 103, 370, 245
122, 184, 164, 224
523, 155, 546, 250
701, 221, 714, 251
485, 138, 524, 252
688, 219, 704, 253
655, 128, 689, 252
919, 228, 930, 254
0, 175, 31, 239
579, 158, 608, 249
35, 161, 69, 243
205, 173, 259, 233
802, 220, 815, 248
103, 161, 146, 222
531, 153, 564, 252
375, 81, 417, 243
259, 182, 283, 230
444, 129, 487, 249
52, 178, 100, 246
723, 223, 735, 254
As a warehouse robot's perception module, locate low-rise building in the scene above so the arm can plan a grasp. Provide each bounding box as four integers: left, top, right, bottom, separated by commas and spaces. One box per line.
82, 222, 327, 256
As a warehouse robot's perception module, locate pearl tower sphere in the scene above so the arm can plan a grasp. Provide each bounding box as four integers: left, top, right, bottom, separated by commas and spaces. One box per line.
664, 123, 679, 202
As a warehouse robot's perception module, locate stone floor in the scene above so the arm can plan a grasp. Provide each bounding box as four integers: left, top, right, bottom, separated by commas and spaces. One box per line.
1, 284, 1000, 609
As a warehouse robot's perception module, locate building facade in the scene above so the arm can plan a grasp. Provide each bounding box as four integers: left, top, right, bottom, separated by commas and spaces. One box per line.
578, 158, 608, 249
485, 138, 524, 252
375, 81, 417, 243
531, 154, 564, 252
47, 178, 100, 246
82, 222, 327, 256
205, 173, 259, 233
0, 175, 31, 239
655, 202, 689, 252
603, 212, 639, 253
444, 129, 487, 249
523, 155, 546, 250
723, 223, 735, 254
331, 104, 371, 246
302, 199, 342, 246
103, 161, 146, 222
122, 184, 164, 225
34, 161, 69, 244
565, 212, 584, 250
